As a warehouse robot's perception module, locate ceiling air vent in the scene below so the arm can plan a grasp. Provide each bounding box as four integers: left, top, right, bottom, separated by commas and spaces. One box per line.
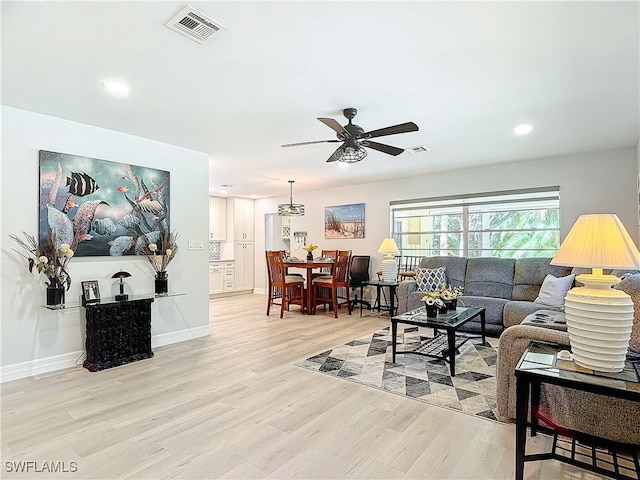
165, 6, 227, 45
407, 145, 431, 154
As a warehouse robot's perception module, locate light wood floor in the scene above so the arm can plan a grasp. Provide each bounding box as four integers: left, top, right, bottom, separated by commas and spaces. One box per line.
1, 294, 607, 479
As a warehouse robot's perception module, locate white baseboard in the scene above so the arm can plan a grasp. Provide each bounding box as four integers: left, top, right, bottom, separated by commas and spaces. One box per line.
1, 325, 211, 383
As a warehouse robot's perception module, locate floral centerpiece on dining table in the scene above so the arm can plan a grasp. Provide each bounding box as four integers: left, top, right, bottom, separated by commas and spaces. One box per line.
140, 230, 179, 294
303, 243, 318, 260
9, 231, 77, 305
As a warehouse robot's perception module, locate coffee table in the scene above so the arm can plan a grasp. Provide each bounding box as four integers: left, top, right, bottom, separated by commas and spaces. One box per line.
391, 306, 486, 376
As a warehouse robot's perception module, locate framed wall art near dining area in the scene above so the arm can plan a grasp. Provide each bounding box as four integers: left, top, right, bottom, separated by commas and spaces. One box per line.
324, 203, 365, 239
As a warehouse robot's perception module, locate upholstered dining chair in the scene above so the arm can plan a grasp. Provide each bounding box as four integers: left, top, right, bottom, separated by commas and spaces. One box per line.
311, 249, 338, 280
311, 250, 352, 318
265, 250, 305, 318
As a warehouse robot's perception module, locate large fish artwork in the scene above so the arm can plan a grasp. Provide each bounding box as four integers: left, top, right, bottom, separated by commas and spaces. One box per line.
39, 150, 171, 257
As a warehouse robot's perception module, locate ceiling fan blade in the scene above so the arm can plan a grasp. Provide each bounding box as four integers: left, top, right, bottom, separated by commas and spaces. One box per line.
281, 139, 340, 147
326, 151, 338, 162
360, 122, 419, 139
363, 141, 404, 156
318, 117, 350, 137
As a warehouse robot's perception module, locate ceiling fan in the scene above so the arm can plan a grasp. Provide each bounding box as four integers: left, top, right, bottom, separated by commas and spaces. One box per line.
281, 108, 419, 163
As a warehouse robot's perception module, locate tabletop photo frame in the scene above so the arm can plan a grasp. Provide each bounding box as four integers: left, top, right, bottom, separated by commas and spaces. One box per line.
81, 280, 101, 306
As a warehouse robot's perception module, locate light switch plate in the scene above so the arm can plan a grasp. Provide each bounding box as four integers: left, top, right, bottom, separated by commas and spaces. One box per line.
188, 240, 204, 250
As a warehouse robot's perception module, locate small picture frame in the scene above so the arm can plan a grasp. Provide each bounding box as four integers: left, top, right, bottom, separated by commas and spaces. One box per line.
81, 280, 101, 306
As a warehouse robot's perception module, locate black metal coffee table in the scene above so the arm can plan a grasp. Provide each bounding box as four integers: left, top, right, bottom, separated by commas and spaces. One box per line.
391, 306, 486, 376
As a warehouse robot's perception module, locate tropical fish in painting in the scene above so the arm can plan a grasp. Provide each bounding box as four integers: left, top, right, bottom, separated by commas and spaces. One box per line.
109, 236, 134, 256
92, 217, 117, 236
46, 205, 74, 246
72, 200, 109, 240
62, 194, 78, 214
117, 186, 129, 193
119, 212, 140, 228
138, 199, 163, 214
66, 172, 99, 197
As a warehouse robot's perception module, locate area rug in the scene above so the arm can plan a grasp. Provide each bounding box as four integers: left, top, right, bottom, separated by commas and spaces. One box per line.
296, 325, 500, 421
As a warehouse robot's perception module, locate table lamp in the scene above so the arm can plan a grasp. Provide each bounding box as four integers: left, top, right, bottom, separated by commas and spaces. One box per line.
112, 270, 132, 301
551, 214, 640, 372
378, 238, 400, 282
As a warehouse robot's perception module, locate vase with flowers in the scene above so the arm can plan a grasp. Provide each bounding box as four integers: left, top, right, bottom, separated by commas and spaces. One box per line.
141, 230, 178, 295
10, 231, 77, 306
303, 243, 318, 261
440, 284, 464, 311
421, 290, 445, 318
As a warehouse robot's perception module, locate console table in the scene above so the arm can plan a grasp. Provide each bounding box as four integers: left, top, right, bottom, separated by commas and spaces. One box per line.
515, 341, 640, 480
83, 297, 155, 372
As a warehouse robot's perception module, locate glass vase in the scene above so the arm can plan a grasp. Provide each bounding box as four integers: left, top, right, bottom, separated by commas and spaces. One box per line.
306, 252, 313, 261
155, 271, 168, 296
46, 278, 65, 306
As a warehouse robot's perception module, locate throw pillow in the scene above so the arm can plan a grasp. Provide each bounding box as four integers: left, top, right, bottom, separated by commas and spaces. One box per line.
534, 273, 575, 310
415, 266, 447, 292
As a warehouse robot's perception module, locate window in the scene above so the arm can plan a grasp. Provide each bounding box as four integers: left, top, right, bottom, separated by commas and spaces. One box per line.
391, 187, 560, 259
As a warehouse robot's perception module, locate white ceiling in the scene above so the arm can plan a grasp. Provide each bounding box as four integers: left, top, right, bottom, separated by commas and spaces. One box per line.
2, 1, 638, 199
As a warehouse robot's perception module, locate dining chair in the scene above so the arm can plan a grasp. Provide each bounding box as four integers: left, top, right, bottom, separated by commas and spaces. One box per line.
311, 249, 338, 280
311, 250, 352, 318
265, 250, 305, 318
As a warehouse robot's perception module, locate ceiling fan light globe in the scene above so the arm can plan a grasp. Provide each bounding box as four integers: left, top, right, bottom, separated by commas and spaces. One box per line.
335, 145, 367, 163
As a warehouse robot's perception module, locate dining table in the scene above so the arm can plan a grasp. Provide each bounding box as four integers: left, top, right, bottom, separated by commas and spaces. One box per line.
284, 258, 336, 314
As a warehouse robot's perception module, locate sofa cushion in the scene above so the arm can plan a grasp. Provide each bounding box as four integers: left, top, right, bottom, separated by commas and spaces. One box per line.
418, 256, 468, 287
464, 258, 515, 299
512, 257, 573, 301
534, 274, 575, 309
414, 266, 447, 292
503, 301, 561, 328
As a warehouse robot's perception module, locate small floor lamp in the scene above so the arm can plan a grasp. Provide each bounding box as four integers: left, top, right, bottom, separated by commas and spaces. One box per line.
551, 214, 640, 372
378, 238, 400, 282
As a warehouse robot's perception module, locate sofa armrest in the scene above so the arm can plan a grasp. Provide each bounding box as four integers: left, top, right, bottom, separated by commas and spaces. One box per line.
397, 279, 418, 314
496, 325, 569, 421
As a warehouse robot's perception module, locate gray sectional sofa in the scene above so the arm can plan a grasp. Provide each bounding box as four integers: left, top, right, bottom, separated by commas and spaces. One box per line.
396, 256, 572, 336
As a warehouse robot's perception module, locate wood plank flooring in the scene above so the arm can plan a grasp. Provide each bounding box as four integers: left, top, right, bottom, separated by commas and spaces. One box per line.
1, 294, 608, 479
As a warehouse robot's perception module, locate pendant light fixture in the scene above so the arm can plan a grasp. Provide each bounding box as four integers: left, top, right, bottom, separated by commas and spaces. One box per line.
278, 180, 305, 216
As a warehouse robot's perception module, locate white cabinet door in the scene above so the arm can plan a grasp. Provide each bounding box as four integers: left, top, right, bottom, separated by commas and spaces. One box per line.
234, 241, 254, 291
209, 267, 224, 294
209, 196, 227, 241
232, 198, 254, 241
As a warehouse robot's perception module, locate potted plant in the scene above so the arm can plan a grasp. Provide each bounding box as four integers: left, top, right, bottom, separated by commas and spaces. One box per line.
440, 284, 464, 311
303, 243, 318, 261
141, 230, 179, 295
421, 290, 445, 318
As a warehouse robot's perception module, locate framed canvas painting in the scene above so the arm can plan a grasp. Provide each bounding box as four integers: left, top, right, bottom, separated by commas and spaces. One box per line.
324, 203, 365, 239
39, 150, 170, 257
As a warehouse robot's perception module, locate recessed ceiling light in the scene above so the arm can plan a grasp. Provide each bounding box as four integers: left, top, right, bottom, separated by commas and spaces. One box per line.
103, 80, 130, 97
514, 124, 533, 135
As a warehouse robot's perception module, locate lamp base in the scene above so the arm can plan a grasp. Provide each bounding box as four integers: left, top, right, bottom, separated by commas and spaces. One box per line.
379, 256, 398, 283
564, 283, 633, 373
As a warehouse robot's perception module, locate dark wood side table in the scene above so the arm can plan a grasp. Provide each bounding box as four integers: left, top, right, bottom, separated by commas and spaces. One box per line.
83, 298, 155, 372
360, 280, 399, 317
515, 341, 640, 480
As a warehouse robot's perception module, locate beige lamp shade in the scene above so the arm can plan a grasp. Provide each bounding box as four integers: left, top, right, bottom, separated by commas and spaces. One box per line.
377, 238, 400, 256
551, 213, 639, 373
551, 214, 640, 270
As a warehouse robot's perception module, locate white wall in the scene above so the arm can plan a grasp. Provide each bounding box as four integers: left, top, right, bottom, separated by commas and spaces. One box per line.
254, 147, 639, 292
0, 106, 210, 381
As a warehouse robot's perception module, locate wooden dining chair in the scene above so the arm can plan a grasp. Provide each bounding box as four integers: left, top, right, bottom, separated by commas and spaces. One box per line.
311, 250, 352, 318
265, 250, 305, 318
311, 249, 338, 279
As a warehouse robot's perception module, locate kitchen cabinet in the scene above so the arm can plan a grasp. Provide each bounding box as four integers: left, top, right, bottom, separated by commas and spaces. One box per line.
234, 242, 254, 291
229, 198, 254, 241
209, 261, 235, 295
209, 196, 227, 241
209, 265, 224, 295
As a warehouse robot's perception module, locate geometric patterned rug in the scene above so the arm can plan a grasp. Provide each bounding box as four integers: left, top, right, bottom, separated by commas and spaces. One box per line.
296, 325, 500, 421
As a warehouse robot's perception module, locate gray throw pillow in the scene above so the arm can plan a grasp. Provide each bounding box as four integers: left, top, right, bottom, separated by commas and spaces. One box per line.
415, 266, 447, 292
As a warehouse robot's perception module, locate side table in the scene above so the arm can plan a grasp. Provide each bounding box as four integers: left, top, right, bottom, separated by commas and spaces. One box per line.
360, 280, 399, 317
515, 341, 640, 480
